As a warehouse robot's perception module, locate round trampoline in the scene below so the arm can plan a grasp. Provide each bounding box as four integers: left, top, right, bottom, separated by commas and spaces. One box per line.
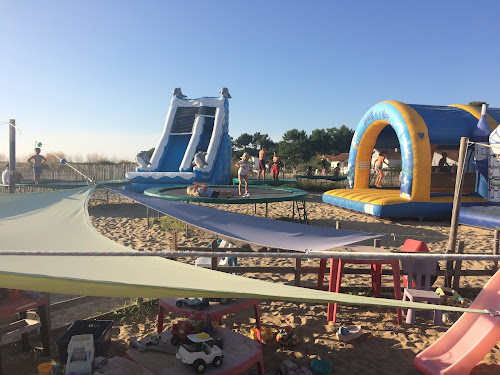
1, 179, 130, 190
231, 178, 297, 186
144, 185, 309, 221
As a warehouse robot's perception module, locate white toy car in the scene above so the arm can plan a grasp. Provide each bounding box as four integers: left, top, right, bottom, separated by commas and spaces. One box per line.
176, 333, 223, 374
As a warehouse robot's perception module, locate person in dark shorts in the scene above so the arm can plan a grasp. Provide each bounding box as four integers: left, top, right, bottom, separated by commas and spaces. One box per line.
27, 147, 46, 184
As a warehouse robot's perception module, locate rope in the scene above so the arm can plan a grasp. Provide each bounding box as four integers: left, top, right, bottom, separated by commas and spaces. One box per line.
1, 250, 499, 261
48, 152, 96, 184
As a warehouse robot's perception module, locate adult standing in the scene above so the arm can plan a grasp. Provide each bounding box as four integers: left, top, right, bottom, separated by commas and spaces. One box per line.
258, 146, 267, 180
272, 152, 282, 181
2, 164, 10, 185
27, 147, 47, 184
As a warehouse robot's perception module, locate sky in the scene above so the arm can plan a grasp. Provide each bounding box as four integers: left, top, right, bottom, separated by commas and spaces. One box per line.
1, 0, 499, 162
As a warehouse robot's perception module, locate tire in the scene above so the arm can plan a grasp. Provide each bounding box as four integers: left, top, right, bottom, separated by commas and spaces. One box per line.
170, 335, 180, 346
176, 300, 183, 308
219, 298, 229, 304
212, 356, 223, 367
193, 359, 206, 374
287, 340, 294, 347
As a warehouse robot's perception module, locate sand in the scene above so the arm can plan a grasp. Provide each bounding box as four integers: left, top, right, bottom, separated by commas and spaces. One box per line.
2, 188, 499, 374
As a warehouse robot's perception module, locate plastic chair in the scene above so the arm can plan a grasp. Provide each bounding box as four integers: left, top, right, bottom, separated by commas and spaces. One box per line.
401, 257, 443, 325
195, 240, 238, 268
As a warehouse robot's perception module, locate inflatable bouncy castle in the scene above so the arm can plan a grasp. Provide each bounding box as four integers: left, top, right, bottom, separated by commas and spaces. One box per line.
323, 101, 500, 218
126, 88, 232, 192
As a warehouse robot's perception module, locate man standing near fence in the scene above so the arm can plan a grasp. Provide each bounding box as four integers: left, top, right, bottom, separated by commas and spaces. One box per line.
28, 148, 47, 184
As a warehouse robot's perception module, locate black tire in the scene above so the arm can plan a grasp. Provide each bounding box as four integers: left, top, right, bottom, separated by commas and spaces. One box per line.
193, 359, 206, 374
212, 356, 223, 367
287, 340, 294, 347
196, 303, 203, 311
219, 298, 229, 304
176, 300, 183, 308
170, 335, 180, 346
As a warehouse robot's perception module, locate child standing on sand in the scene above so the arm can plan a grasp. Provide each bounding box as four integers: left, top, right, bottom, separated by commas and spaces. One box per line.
373, 150, 389, 188
236, 152, 251, 196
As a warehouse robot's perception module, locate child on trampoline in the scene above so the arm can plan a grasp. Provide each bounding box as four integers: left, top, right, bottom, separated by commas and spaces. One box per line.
187, 182, 237, 198
373, 150, 389, 188
236, 152, 252, 196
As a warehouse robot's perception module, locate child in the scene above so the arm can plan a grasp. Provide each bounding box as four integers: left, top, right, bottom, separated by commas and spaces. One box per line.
187, 182, 237, 198
27, 147, 47, 184
272, 152, 282, 181
373, 150, 389, 188
236, 152, 251, 196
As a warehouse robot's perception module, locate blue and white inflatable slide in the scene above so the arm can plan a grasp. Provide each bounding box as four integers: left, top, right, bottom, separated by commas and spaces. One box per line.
126, 88, 232, 192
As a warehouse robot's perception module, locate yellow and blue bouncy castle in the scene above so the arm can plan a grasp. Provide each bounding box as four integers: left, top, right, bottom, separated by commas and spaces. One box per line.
323, 101, 500, 218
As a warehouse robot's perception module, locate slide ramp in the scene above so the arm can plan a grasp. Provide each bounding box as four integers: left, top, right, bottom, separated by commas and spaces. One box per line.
414, 270, 500, 374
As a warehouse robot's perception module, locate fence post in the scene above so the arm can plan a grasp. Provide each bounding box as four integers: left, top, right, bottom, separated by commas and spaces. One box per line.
9, 119, 16, 194
211, 240, 218, 270
452, 241, 465, 290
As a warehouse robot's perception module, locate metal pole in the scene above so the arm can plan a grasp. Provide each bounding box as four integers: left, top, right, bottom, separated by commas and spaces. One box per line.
445, 137, 469, 287
9, 119, 16, 194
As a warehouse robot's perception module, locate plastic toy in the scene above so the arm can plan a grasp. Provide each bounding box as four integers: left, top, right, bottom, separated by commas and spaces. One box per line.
435, 286, 471, 307
251, 327, 273, 342
176, 298, 210, 310
310, 359, 333, 374
176, 333, 223, 374
202, 297, 230, 305
276, 359, 312, 375
65, 334, 94, 375
276, 326, 299, 347
336, 325, 362, 342
170, 313, 219, 345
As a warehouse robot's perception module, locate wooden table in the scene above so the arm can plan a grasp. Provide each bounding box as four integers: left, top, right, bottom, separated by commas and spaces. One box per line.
157, 298, 262, 340
126, 328, 264, 375
317, 246, 402, 324
0, 293, 50, 375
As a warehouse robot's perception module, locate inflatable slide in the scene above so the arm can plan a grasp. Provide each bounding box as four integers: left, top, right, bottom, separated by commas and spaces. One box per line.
126, 88, 232, 192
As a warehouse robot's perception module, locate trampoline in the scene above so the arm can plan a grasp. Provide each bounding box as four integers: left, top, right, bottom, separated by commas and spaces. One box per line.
231, 178, 297, 186
1, 179, 130, 190
294, 175, 347, 181
144, 185, 309, 221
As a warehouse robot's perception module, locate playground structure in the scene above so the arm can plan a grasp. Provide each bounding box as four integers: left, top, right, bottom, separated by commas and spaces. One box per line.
323, 101, 500, 218
126, 89, 232, 192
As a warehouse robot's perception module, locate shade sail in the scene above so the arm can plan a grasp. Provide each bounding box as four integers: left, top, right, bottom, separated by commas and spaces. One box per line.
107, 187, 382, 252
0, 187, 489, 314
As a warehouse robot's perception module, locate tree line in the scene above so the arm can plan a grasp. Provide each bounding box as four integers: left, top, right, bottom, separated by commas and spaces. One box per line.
231, 125, 354, 167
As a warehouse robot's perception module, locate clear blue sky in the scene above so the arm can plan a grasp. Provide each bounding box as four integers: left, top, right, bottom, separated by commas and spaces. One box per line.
1, 1, 499, 162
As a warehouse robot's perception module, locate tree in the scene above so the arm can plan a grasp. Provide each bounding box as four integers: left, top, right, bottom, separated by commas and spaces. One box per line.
310, 129, 333, 155
278, 129, 311, 165
328, 125, 354, 154
469, 101, 489, 108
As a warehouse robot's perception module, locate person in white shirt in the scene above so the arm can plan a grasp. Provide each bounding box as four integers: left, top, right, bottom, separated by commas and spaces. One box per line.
187, 182, 237, 198
236, 152, 252, 196
2, 164, 10, 185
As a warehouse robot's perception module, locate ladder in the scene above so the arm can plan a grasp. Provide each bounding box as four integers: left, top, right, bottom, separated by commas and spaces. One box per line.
293, 200, 309, 224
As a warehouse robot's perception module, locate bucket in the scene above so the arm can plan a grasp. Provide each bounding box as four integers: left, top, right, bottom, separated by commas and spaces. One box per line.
37, 362, 52, 375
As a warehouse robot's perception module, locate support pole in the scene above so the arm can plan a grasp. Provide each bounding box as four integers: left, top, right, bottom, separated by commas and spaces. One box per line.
172, 231, 178, 261
8, 119, 15, 194
445, 137, 469, 287
211, 239, 218, 270
493, 230, 499, 273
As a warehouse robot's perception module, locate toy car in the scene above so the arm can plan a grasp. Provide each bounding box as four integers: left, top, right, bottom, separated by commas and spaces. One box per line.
276, 359, 312, 375
176, 298, 210, 310
176, 333, 223, 374
276, 326, 299, 347
435, 287, 471, 307
171, 313, 219, 345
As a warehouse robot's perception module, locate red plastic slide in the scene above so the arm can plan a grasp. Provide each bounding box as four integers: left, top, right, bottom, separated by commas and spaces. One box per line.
414, 270, 500, 374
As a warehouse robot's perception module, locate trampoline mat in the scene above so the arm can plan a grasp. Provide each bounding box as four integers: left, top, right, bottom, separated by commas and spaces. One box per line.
144, 185, 308, 204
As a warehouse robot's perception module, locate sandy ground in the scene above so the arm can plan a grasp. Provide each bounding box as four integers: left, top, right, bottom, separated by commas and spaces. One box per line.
2, 187, 499, 374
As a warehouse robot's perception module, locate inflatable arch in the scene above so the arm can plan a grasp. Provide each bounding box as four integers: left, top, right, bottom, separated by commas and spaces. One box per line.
323, 101, 500, 218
